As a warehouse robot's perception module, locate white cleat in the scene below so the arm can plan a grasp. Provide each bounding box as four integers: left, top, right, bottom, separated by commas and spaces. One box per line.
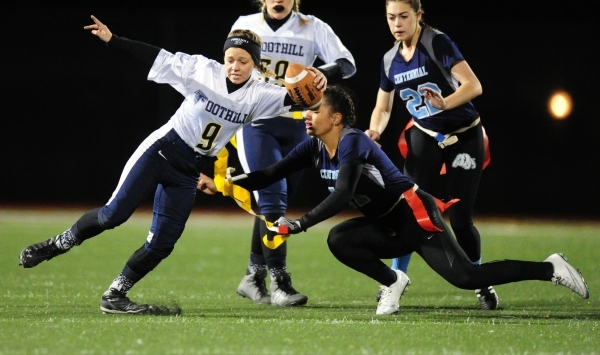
376, 270, 410, 315
236, 268, 271, 305
270, 272, 308, 307
544, 253, 589, 299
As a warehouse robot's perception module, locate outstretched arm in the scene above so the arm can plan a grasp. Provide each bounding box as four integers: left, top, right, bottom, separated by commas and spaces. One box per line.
277, 159, 363, 234
197, 155, 309, 194
84, 15, 161, 66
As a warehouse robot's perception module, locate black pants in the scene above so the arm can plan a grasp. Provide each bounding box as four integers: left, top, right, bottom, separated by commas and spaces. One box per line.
326, 189, 553, 289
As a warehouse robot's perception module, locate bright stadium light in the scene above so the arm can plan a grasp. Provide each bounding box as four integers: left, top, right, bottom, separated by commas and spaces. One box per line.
548, 90, 573, 120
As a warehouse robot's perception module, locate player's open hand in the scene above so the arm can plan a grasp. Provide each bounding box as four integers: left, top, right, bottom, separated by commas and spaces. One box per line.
306, 67, 327, 92
84, 15, 113, 43
421, 87, 446, 110
197, 173, 217, 195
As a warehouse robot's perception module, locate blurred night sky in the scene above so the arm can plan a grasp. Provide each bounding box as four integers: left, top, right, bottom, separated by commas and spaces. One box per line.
1, 1, 598, 219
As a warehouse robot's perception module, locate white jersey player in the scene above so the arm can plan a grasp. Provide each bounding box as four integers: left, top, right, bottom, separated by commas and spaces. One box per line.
18, 15, 326, 315
229, 0, 356, 308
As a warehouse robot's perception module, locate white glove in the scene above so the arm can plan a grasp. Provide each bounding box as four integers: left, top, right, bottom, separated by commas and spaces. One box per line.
273, 216, 303, 235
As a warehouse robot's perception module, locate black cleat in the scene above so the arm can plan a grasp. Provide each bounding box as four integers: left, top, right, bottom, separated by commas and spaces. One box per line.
100, 289, 182, 315
475, 286, 499, 310
19, 235, 68, 268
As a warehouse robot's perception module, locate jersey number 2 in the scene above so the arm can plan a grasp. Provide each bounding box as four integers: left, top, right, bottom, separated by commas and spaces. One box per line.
399, 83, 443, 119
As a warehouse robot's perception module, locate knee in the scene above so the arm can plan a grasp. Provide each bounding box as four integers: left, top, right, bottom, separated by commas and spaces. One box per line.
443, 267, 481, 290
326, 228, 345, 255
98, 205, 129, 229
446, 273, 473, 289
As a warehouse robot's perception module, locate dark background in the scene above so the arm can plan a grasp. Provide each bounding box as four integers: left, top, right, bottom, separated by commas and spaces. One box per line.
2, 1, 598, 219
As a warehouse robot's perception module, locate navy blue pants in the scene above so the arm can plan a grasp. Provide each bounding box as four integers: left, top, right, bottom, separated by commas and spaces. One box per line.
98, 128, 210, 260
237, 116, 309, 214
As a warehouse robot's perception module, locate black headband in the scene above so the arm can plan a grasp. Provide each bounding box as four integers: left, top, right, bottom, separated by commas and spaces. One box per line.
223, 36, 262, 66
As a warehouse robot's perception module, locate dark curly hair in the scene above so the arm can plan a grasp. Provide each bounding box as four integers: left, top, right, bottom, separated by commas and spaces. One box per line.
323, 85, 358, 127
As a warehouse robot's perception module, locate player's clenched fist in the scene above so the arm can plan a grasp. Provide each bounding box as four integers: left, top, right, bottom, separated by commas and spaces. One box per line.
84, 15, 113, 43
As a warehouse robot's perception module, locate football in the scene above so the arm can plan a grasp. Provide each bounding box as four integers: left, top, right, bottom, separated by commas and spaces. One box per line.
283, 64, 323, 109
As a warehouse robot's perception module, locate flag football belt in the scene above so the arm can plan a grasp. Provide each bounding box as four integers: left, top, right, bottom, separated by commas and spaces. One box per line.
412, 117, 480, 148
213, 148, 289, 249
379, 185, 459, 232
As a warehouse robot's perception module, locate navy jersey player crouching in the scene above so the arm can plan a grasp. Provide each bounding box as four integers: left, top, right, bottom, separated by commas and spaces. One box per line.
18, 15, 326, 315
198, 85, 589, 315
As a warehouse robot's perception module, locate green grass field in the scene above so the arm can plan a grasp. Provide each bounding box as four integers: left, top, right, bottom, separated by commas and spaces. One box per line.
1, 207, 598, 354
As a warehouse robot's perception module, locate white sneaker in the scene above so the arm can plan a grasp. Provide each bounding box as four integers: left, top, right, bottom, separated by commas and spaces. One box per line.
270, 272, 308, 307
236, 268, 271, 305
544, 253, 589, 299
376, 270, 410, 315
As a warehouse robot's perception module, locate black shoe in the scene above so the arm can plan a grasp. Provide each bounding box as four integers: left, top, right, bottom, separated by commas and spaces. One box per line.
100, 289, 182, 315
19, 235, 68, 268
475, 286, 499, 310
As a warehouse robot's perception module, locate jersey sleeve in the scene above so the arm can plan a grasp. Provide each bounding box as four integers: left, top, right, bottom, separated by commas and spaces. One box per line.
249, 81, 291, 120
147, 49, 213, 97
337, 132, 372, 164
311, 16, 357, 79
432, 34, 465, 71
286, 138, 319, 166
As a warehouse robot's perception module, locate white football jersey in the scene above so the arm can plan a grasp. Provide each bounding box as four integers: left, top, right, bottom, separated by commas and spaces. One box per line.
147, 49, 290, 156
232, 12, 356, 87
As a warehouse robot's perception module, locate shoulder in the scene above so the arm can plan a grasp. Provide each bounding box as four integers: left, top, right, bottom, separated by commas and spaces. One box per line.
246, 79, 287, 102
382, 42, 401, 65
421, 27, 452, 46
296, 12, 329, 29
339, 128, 370, 148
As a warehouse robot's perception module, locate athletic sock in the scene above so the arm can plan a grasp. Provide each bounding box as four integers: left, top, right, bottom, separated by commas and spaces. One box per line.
248, 253, 266, 274
392, 253, 412, 273
55, 229, 80, 250
269, 266, 288, 278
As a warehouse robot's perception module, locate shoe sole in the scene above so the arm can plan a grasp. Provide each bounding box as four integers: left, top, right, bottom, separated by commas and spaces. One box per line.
271, 295, 308, 307
236, 290, 271, 305
100, 306, 150, 315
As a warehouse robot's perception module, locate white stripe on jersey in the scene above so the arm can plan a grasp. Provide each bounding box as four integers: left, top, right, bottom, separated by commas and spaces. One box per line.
363, 163, 386, 188
147, 49, 290, 157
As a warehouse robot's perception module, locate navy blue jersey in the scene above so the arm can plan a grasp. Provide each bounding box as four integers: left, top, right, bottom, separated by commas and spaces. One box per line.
288, 127, 415, 217
380, 27, 478, 133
